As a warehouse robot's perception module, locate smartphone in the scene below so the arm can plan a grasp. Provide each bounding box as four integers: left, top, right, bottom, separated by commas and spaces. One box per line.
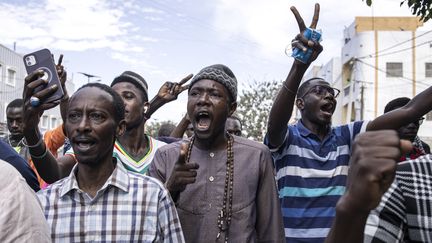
23, 49, 64, 103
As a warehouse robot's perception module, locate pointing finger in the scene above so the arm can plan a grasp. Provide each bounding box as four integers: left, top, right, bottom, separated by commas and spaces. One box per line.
177, 142, 189, 165
57, 54, 64, 66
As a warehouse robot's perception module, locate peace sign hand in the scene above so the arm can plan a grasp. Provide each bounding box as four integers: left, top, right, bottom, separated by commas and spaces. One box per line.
290, 3, 323, 64
157, 74, 193, 102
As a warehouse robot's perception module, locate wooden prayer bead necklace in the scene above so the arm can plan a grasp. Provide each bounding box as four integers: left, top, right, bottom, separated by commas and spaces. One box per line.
185, 133, 234, 243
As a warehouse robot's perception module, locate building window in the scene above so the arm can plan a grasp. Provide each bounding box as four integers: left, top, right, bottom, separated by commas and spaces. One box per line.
0, 64, 3, 82
6, 68, 16, 86
386, 62, 403, 77
41, 115, 49, 128
426, 63, 432, 78
51, 117, 57, 129
426, 111, 432, 121
3, 103, 7, 122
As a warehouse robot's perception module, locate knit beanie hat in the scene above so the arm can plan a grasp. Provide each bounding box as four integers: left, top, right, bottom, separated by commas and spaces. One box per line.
189, 64, 237, 101
111, 71, 148, 101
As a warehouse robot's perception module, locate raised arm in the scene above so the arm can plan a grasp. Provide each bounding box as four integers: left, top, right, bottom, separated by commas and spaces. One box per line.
325, 130, 411, 243
267, 4, 322, 148
22, 64, 75, 184
170, 113, 191, 138
145, 74, 192, 120
56, 54, 69, 124
367, 86, 432, 131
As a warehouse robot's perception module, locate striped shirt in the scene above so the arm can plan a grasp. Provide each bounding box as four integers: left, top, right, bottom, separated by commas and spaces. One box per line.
264, 120, 367, 242
113, 136, 166, 174
364, 154, 432, 242
66, 135, 166, 175
37, 159, 184, 242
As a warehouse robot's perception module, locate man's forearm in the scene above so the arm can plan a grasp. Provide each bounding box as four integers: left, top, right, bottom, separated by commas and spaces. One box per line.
171, 116, 190, 138
24, 128, 62, 183
267, 62, 309, 146
368, 85, 432, 131
325, 196, 369, 243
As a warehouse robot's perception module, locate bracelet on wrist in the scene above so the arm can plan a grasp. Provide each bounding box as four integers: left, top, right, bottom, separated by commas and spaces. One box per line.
282, 82, 297, 96
22, 138, 43, 148
29, 146, 48, 159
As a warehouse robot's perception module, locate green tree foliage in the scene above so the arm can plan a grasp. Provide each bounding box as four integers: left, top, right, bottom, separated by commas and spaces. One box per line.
145, 120, 176, 138
364, 0, 432, 22
236, 80, 282, 141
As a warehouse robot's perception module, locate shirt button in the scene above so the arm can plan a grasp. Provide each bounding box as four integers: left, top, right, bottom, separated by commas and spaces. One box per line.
209, 176, 215, 182
210, 152, 214, 158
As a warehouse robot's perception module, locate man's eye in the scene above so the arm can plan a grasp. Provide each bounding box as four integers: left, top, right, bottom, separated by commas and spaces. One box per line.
189, 91, 199, 97
90, 113, 104, 121
68, 113, 81, 122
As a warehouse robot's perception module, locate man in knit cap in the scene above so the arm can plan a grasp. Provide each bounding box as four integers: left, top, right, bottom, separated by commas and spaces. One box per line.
148, 64, 284, 242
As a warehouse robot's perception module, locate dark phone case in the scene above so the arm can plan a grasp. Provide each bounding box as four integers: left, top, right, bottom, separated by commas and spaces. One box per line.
23, 49, 64, 103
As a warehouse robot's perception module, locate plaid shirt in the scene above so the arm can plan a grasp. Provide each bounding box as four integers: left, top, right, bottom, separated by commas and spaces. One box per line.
364, 154, 432, 242
37, 159, 184, 242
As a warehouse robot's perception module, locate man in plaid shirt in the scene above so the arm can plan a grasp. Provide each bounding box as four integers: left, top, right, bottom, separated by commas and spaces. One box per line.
363, 153, 432, 242
24, 79, 184, 242
325, 130, 431, 243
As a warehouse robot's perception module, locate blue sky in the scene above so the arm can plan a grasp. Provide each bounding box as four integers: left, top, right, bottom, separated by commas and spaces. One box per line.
1, 0, 430, 123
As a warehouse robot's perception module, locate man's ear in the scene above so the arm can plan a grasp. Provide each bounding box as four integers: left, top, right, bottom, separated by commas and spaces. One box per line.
296, 98, 304, 110
228, 101, 237, 116
116, 120, 126, 137
143, 102, 150, 115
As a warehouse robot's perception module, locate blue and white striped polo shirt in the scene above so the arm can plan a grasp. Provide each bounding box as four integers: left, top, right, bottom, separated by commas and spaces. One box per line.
264, 120, 368, 243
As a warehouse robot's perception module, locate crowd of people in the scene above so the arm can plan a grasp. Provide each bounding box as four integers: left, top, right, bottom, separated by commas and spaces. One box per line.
1, 3, 432, 243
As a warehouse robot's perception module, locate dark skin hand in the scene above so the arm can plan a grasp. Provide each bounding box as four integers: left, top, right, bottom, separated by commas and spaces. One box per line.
290, 4, 322, 63
170, 113, 191, 138
165, 142, 199, 202
23, 54, 67, 133
22, 54, 75, 183
325, 130, 412, 243
56, 54, 69, 124
267, 3, 323, 148
146, 74, 193, 119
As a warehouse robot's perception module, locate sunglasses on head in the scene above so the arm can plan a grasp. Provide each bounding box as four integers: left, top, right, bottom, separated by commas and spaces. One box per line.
301, 85, 341, 99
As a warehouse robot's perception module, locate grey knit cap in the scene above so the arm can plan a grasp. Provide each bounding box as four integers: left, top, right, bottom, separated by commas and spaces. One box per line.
189, 64, 237, 101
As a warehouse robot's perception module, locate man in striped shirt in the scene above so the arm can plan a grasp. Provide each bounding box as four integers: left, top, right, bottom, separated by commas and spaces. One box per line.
265, 4, 432, 242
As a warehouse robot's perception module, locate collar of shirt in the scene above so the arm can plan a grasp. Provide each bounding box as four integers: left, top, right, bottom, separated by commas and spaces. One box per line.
59, 157, 130, 199
297, 120, 335, 142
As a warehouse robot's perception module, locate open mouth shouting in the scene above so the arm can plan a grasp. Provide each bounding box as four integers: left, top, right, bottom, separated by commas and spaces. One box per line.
194, 111, 212, 133
73, 137, 96, 153
319, 102, 335, 118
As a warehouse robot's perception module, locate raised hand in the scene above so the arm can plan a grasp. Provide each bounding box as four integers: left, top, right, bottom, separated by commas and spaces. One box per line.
342, 130, 412, 213
157, 74, 193, 102
145, 74, 193, 120
21, 68, 60, 149
290, 3, 323, 64
55, 54, 67, 94
55, 54, 69, 122
165, 142, 199, 201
